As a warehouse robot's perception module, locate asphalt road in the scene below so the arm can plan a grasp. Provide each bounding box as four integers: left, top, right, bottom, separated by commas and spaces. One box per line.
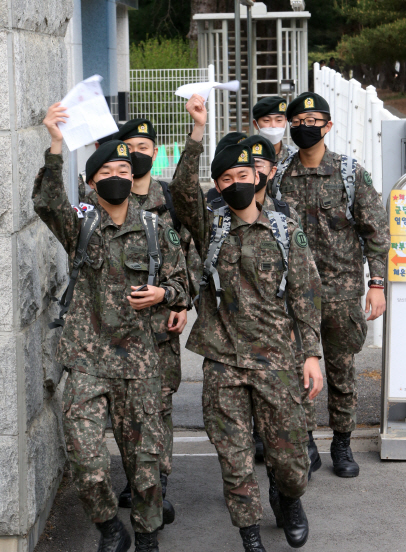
36, 444, 406, 552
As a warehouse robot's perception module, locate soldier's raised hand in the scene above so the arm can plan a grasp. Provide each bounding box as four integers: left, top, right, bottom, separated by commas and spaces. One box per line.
186, 94, 207, 142
43, 103, 69, 154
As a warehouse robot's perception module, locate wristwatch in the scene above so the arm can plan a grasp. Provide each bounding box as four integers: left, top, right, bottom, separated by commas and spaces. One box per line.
161, 287, 171, 305
368, 278, 384, 288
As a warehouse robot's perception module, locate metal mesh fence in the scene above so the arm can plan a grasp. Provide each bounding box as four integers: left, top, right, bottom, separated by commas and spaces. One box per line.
129, 68, 211, 181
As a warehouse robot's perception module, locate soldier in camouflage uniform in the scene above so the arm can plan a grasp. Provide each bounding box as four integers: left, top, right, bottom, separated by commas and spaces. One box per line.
33, 104, 189, 552
169, 96, 323, 551
278, 92, 390, 478
204, 129, 320, 480
252, 96, 297, 166
111, 119, 201, 520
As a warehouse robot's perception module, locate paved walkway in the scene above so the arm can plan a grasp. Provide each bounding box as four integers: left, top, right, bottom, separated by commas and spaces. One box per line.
35, 311, 397, 552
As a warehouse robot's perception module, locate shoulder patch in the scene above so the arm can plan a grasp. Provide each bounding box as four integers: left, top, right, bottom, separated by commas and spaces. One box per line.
294, 229, 308, 249
167, 227, 181, 246
363, 170, 373, 186
71, 205, 84, 218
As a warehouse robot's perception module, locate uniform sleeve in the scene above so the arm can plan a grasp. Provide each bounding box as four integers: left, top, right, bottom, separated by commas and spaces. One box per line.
169, 135, 210, 257
32, 149, 80, 256
287, 227, 322, 359
157, 224, 190, 312
354, 165, 390, 277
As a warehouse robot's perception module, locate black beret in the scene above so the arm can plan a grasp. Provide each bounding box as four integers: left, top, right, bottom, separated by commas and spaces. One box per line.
211, 143, 254, 180
115, 118, 156, 143
286, 92, 330, 121
86, 140, 132, 183
240, 135, 276, 163
253, 96, 287, 120
215, 132, 248, 156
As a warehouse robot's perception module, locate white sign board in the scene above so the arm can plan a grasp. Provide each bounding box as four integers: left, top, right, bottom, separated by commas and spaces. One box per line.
388, 282, 406, 399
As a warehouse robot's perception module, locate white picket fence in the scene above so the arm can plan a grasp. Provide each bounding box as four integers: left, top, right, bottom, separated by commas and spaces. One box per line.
314, 62, 398, 194
314, 62, 397, 347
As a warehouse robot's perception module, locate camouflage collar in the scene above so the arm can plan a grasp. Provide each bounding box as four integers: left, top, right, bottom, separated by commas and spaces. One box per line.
99, 196, 142, 235
277, 142, 290, 162
290, 146, 338, 176
230, 202, 273, 231
131, 178, 166, 211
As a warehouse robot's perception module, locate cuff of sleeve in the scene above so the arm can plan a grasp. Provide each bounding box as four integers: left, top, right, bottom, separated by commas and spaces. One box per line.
303, 347, 322, 360
44, 148, 63, 170
185, 134, 204, 155
161, 286, 176, 306
368, 259, 386, 279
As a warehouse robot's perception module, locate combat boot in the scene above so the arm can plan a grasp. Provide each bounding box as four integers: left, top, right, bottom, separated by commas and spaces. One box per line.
279, 494, 309, 548
95, 515, 131, 552
253, 428, 264, 462
118, 481, 132, 508
307, 431, 322, 481
330, 430, 359, 478
134, 530, 159, 552
239, 524, 267, 552
268, 470, 284, 528
160, 473, 175, 527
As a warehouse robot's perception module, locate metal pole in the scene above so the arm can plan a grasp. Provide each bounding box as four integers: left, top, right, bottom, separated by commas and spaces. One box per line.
234, 0, 242, 132
247, 5, 253, 136
208, 64, 216, 164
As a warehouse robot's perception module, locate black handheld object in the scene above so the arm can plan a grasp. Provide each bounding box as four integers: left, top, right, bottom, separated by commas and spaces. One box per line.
134, 284, 148, 293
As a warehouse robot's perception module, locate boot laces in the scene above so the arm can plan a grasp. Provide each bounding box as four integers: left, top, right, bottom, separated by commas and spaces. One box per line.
333, 439, 354, 461
136, 532, 157, 552
282, 498, 301, 525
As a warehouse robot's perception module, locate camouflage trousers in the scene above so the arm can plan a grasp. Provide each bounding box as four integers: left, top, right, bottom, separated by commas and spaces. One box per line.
62, 370, 165, 533
320, 298, 368, 433
202, 359, 309, 528
158, 338, 181, 476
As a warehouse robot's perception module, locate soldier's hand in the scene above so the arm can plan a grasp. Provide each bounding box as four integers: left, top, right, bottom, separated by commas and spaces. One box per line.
303, 356, 323, 400
365, 288, 386, 321
43, 103, 69, 154
127, 285, 165, 311
167, 309, 187, 334
187, 94, 207, 142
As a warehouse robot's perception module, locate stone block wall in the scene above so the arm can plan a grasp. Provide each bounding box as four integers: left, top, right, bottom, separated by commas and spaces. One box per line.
0, 2, 73, 551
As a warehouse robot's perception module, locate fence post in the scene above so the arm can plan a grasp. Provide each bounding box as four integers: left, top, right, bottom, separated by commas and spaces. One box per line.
364, 85, 376, 174
314, 62, 320, 94
208, 64, 216, 166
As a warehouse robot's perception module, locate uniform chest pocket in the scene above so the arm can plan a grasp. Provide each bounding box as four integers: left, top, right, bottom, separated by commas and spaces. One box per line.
124, 246, 149, 272
87, 234, 104, 270
257, 255, 284, 294
319, 193, 350, 230
218, 242, 241, 265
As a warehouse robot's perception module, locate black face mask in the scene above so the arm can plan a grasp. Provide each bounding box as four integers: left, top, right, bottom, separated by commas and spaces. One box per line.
290, 124, 324, 149
130, 152, 153, 178
255, 171, 269, 193
221, 182, 255, 210
96, 176, 132, 205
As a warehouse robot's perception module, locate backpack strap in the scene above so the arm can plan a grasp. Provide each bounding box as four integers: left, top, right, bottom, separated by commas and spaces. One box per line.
340, 155, 366, 264
272, 150, 296, 200
139, 210, 162, 286
197, 205, 232, 311
49, 208, 101, 329
264, 210, 290, 298
271, 197, 291, 218
158, 180, 182, 233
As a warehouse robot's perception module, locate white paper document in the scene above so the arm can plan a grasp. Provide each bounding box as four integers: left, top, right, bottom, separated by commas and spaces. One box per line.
175, 80, 240, 101
57, 75, 118, 151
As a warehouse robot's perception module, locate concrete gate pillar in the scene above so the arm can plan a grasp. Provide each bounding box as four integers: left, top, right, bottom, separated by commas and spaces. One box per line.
0, 2, 73, 551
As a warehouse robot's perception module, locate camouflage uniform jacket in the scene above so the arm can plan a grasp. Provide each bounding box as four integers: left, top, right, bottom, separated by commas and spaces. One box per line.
32, 150, 189, 379
279, 147, 390, 302
170, 135, 322, 370
276, 142, 296, 163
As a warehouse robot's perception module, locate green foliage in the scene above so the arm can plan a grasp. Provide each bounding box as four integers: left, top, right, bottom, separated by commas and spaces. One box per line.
129, 0, 191, 44
306, 0, 348, 50
336, 1, 406, 65
130, 37, 198, 70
